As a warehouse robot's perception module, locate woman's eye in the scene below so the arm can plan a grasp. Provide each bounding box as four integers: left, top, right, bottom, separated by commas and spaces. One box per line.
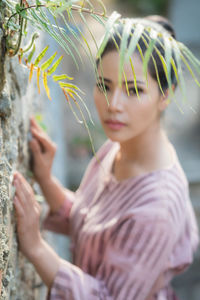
96, 82, 110, 93
128, 87, 143, 96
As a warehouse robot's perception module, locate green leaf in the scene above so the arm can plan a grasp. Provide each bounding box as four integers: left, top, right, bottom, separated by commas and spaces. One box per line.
170, 57, 179, 86
66, 88, 94, 125
96, 0, 106, 16
62, 88, 83, 124
91, 13, 106, 26
123, 71, 130, 96
19, 8, 27, 18
34, 45, 49, 67
97, 11, 121, 59
27, 43, 36, 63
164, 37, 173, 97
15, 3, 21, 14
23, 33, 39, 53
142, 30, 157, 86
70, 12, 96, 69
59, 82, 84, 94
47, 56, 63, 76
53, 74, 74, 81
180, 43, 200, 69
51, 12, 82, 66
129, 57, 140, 99
36, 0, 42, 6
125, 23, 144, 63
151, 55, 165, 96
80, 12, 98, 51
119, 19, 134, 85
181, 55, 200, 87
180, 44, 200, 77
41, 51, 57, 71
172, 39, 186, 101
59, 12, 85, 65
66, 89, 96, 155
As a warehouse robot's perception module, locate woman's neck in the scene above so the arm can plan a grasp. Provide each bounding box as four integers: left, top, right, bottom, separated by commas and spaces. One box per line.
113, 126, 173, 180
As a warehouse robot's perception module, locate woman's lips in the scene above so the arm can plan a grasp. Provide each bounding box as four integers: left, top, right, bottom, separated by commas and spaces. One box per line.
105, 120, 126, 130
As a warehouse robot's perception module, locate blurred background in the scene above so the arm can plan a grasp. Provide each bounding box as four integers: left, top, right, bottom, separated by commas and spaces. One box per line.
39, 0, 200, 299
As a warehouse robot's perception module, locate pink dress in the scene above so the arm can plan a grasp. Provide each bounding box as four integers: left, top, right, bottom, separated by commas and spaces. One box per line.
44, 140, 199, 300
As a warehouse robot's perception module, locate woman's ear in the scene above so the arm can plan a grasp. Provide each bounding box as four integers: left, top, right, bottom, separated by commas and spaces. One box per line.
159, 84, 175, 111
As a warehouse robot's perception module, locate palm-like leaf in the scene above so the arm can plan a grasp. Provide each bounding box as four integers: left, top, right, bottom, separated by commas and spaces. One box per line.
5, 0, 200, 108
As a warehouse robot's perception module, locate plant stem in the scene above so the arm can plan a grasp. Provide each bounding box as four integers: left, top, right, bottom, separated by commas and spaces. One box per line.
7, 3, 107, 27
11, 0, 24, 55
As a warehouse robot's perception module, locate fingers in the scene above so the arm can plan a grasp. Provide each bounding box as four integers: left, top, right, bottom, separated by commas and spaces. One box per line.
14, 172, 35, 210
31, 128, 51, 149
29, 117, 57, 154
14, 195, 25, 218
29, 138, 43, 158
30, 128, 56, 155
30, 116, 43, 131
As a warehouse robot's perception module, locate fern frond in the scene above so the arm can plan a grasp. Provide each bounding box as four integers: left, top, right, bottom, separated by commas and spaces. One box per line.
41, 51, 57, 71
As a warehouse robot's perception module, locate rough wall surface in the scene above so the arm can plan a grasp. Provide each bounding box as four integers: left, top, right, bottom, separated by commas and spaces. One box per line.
0, 17, 38, 300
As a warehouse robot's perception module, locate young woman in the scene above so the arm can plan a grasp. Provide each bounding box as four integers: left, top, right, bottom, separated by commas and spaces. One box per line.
13, 16, 199, 300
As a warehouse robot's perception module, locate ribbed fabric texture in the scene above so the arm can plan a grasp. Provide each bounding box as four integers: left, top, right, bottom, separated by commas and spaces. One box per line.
44, 140, 199, 300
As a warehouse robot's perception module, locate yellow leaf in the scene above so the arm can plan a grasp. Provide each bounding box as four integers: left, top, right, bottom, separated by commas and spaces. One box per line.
43, 72, 51, 100
18, 55, 22, 64
29, 63, 34, 82
37, 67, 41, 94
62, 88, 69, 102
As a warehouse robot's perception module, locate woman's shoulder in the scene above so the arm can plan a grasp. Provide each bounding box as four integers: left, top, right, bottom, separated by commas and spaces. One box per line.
124, 162, 189, 224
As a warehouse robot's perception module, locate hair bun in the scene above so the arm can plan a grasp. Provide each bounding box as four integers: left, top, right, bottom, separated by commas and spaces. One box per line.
145, 15, 176, 39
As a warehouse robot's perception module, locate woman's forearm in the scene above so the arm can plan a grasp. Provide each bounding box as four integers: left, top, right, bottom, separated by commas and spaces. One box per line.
38, 176, 69, 213
28, 238, 61, 288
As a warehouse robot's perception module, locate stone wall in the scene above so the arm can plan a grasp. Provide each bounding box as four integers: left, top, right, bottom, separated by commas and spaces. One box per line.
0, 14, 39, 299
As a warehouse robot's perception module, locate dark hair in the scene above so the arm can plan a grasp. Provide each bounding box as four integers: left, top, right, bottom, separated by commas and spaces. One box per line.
144, 15, 176, 39
97, 16, 177, 93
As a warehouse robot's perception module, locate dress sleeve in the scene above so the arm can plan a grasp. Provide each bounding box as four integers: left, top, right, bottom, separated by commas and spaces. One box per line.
43, 189, 75, 235
48, 216, 177, 300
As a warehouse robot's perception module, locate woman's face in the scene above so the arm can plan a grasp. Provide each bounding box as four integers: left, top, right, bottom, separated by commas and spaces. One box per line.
93, 51, 167, 143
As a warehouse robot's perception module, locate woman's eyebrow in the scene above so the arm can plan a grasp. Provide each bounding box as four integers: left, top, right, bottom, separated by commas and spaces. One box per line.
123, 80, 145, 85
97, 77, 145, 85
97, 76, 112, 83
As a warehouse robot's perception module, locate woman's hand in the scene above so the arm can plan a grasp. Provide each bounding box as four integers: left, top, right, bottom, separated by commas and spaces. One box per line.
13, 171, 43, 260
29, 117, 57, 185
13, 172, 62, 287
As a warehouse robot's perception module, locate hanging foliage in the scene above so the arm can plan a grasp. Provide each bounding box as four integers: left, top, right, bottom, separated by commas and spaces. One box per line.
2, 0, 200, 114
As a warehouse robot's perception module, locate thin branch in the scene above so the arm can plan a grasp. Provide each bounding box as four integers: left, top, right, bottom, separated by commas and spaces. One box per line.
7, 3, 107, 27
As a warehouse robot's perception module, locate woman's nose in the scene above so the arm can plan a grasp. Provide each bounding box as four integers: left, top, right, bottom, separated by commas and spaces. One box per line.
108, 89, 123, 112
